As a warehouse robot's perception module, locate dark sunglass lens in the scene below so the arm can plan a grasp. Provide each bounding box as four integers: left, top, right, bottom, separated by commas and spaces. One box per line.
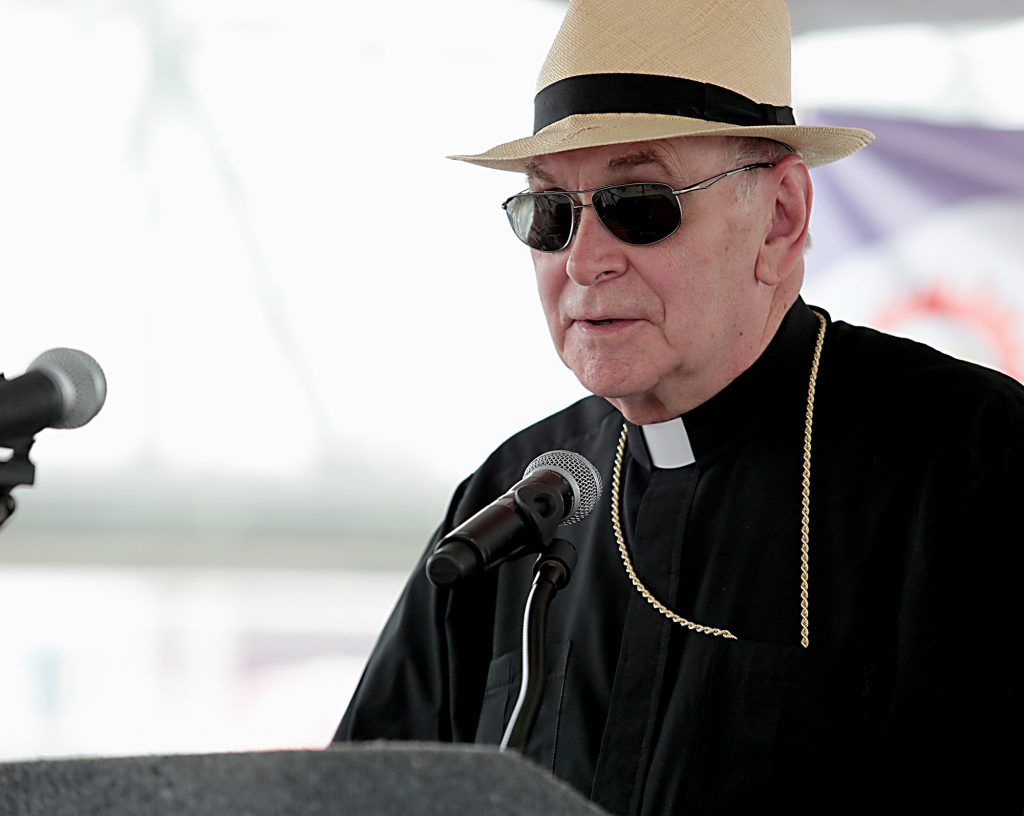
593, 184, 681, 245
505, 193, 573, 251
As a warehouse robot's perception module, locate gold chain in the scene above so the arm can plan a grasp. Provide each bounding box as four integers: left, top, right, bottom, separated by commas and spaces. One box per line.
610, 311, 827, 647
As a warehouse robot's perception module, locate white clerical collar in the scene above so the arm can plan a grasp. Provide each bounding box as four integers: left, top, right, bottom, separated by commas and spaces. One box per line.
640, 417, 696, 469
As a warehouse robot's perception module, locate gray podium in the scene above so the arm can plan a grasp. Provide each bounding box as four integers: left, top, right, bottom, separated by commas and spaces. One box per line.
0, 742, 611, 816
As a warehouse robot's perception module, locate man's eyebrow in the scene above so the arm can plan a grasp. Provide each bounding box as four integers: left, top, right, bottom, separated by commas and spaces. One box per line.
605, 149, 673, 176
525, 149, 674, 185
524, 161, 557, 185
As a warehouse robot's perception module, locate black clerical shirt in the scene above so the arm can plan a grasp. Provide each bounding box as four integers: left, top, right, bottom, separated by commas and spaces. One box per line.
335, 300, 1023, 815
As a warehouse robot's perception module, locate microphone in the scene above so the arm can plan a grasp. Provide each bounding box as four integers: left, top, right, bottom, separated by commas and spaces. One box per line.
426, 450, 602, 588
0, 348, 107, 439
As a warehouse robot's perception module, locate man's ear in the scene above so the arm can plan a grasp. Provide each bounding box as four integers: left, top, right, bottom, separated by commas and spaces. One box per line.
754, 154, 812, 286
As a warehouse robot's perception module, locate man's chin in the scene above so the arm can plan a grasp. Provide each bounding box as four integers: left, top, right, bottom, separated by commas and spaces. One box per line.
568, 360, 650, 396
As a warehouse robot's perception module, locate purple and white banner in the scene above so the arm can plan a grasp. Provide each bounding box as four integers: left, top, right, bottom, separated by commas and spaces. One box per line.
804, 113, 1024, 380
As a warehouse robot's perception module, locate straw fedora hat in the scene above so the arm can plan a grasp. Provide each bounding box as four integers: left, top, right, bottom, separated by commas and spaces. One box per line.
449, 0, 874, 171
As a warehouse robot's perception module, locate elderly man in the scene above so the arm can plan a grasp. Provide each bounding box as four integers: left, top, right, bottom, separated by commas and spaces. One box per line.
335, 1, 1022, 813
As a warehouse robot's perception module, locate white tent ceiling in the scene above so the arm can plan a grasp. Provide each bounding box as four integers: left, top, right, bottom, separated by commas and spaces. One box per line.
547, 0, 1024, 33
787, 0, 1023, 33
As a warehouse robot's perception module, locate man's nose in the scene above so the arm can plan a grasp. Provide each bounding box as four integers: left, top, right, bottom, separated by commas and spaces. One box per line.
565, 205, 628, 287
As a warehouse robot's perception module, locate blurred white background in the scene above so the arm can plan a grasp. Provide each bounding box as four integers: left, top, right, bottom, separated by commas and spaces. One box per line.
0, 0, 1021, 759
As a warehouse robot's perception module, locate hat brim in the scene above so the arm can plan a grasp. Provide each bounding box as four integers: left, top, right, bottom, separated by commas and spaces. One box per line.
449, 113, 875, 171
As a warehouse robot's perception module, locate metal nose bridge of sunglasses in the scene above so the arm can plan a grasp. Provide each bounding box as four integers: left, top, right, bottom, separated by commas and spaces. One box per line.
501, 162, 774, 252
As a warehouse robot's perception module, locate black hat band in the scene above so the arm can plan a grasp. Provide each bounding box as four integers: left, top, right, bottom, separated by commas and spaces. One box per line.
533, 73, 796, 133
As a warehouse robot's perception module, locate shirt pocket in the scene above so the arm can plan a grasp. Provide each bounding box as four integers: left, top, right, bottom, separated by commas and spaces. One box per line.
681, 638, 868, 812
474, 640, 573, 773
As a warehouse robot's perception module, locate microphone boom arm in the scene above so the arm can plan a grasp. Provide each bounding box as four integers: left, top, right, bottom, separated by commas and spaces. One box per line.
0, 433, 38, 533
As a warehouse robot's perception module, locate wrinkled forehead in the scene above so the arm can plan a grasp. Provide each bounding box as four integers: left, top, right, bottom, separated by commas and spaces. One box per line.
523, 136, 737, 185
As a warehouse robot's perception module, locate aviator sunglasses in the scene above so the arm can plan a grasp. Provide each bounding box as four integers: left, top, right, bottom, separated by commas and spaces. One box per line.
501, 162, 774, 252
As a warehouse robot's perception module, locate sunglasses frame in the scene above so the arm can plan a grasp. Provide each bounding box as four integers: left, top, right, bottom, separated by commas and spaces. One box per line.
501, 162, 775, 252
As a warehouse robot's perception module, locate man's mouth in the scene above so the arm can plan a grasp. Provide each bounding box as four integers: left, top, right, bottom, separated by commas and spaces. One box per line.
576, 317, 640, 333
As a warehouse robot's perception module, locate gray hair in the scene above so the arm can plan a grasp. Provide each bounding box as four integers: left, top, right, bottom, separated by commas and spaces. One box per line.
726, 137, 812, 253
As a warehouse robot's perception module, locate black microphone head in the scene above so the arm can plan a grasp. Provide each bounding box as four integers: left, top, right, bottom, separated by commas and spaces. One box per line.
28, 348, 107, 429
523, 450, 602, 525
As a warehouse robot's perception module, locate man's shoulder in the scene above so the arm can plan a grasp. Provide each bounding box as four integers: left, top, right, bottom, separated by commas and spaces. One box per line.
830, 318, 1023, 390
827, 318, 1024, 438
450, 396, 621, 520
478, 395, 621, 477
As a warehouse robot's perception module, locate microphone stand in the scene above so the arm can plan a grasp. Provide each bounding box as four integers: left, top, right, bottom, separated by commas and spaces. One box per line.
500, 537, 577, 755
0, 434, 37, 533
